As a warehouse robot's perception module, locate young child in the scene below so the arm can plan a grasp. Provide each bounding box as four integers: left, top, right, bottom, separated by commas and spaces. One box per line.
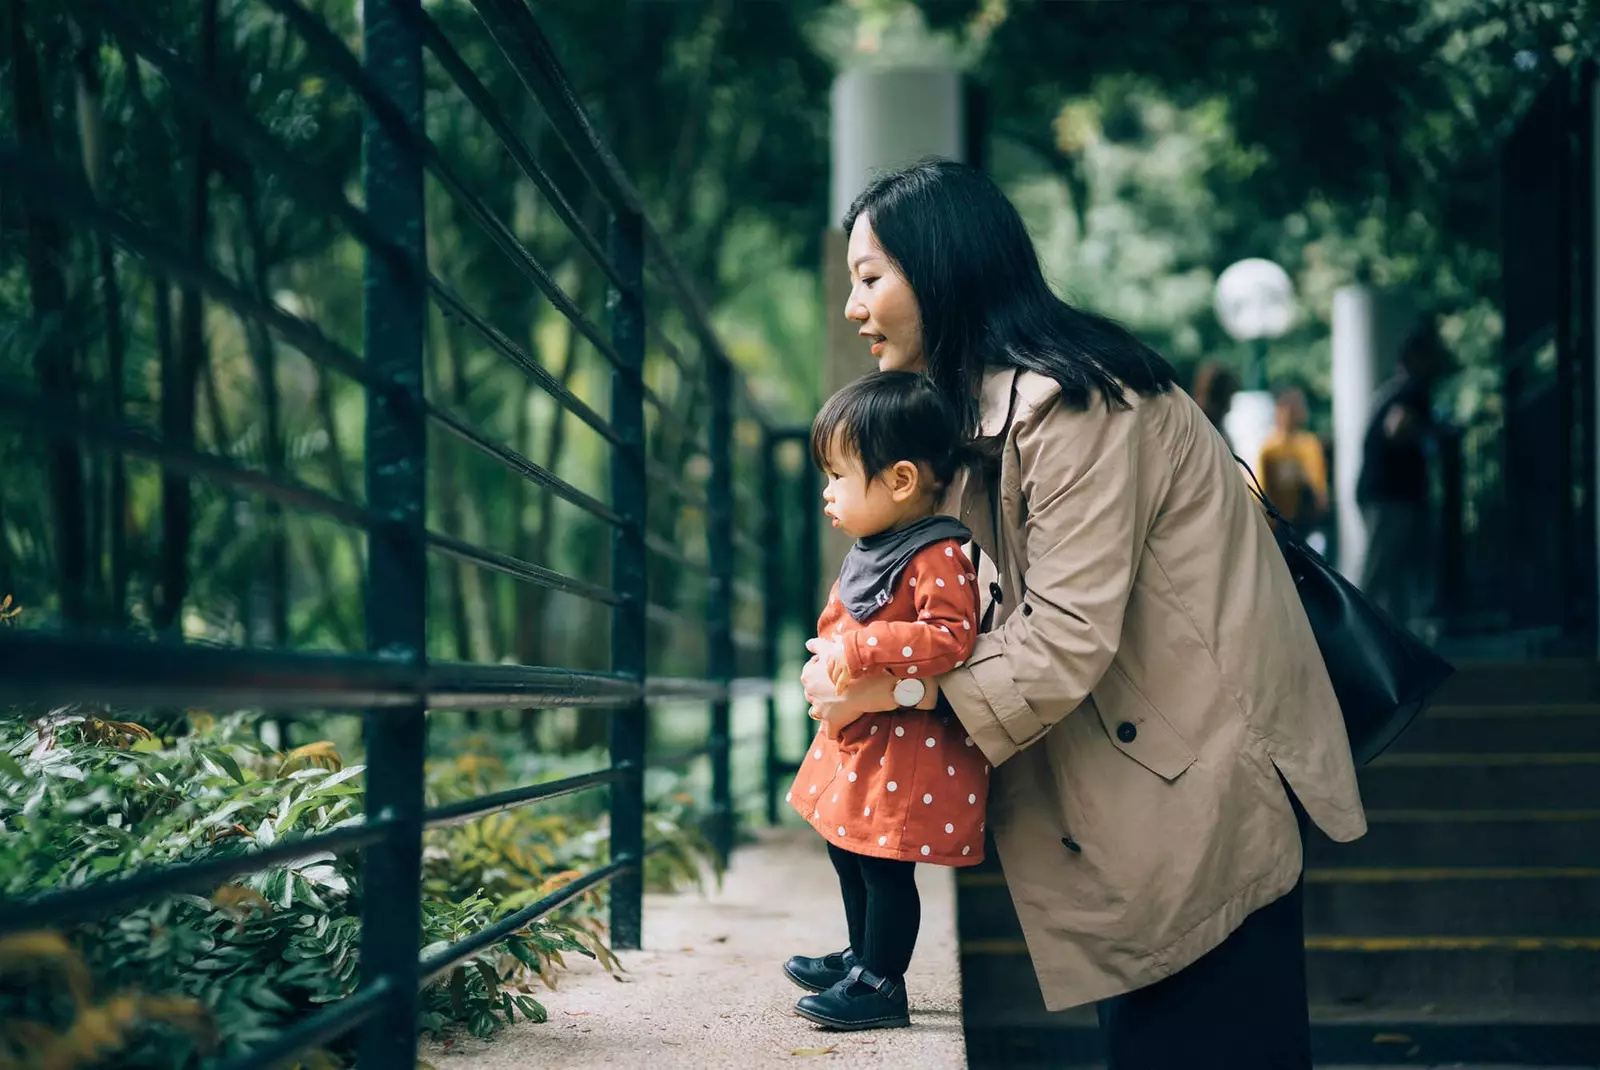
783, 371, 988, 1032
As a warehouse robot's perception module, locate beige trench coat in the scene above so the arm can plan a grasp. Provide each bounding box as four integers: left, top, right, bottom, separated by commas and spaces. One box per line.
938, 367, 1367, 1011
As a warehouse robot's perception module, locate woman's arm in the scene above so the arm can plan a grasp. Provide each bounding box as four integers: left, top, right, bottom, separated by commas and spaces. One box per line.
937, 392, 1147, 767
803, 639, 942, 737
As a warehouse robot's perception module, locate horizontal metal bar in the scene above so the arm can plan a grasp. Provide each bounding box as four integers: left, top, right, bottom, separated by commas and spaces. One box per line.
424, 766, 630, 828
262, 0, 627, 372
425, 662, 643, 710
644, 677, 725, 702
645, 602, 701, 634
427, 286, 622, 448
645, 459, 706, 509
65, 0, 421, 287
426, 402, 623, 527
0, 144, 376, 391
648, 745, 707, 771
65, 0, 619, 449
0, 632, 773, 711
0, 632, 421, 710
469, 0, 777, 433
732, 530, 764, 560
0, 821, 393, 935
729, 678, 777, 700
417, 856, 632, 986
426, 531, 624, 605
0, 388, 381, 532
407, 6, 630, 295
209, 978, 392, 1070
643, 533, 711, 575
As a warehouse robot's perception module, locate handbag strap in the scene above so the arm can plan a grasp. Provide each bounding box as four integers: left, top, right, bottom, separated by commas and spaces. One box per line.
1233, 453, 1288, 526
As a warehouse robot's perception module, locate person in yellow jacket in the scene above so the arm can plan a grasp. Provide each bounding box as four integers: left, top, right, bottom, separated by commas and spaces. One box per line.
1257, 387, 1328, 526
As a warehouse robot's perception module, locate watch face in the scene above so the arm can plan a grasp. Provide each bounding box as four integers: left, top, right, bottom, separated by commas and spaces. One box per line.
893, 677, 926, 707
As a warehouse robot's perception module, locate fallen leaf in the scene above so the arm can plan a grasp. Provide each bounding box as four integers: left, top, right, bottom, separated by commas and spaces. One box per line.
564, 1011, 591, 1017
790, 1047, 836, 1057
1372, 1032, 1413, 1044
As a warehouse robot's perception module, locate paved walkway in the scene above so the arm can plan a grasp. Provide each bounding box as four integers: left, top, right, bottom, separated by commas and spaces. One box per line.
423, 826, 965, 1069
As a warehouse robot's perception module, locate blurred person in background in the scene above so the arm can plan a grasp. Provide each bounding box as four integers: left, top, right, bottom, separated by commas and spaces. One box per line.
1191, 362, 1240, 448
1356, 319, 1454, 625
1258, 386, 1330, 546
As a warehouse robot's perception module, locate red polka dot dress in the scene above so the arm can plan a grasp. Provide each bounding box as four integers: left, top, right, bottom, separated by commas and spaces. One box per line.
788, 537, 989, 866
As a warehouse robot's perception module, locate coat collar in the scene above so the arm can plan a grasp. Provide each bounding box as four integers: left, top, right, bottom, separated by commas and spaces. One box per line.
978, 366, 1019, 440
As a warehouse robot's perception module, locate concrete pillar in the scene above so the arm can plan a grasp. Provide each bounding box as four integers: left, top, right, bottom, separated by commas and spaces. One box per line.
816, 68, 967, 603
1331, 285, 1415, 582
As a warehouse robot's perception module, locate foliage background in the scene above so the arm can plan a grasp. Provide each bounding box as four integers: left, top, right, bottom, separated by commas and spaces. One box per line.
2, 0, 1597, 1063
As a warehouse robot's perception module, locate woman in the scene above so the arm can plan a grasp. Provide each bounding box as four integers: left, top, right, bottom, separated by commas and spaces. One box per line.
794, 159, 1365, 1067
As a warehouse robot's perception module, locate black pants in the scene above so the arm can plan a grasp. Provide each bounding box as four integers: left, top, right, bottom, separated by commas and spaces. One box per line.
828, 843, 920, 983
1096, 787, 1313, 1070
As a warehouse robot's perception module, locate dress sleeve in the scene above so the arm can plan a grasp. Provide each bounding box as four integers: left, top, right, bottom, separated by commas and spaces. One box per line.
840, 541, 979, 680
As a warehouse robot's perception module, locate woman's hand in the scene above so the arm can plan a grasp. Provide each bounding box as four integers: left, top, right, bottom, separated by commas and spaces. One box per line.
802, 638, 944, 738
803, 638, 891, 737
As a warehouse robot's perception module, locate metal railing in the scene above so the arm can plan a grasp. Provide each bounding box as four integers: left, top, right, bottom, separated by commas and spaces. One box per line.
0, 0, 813, 1066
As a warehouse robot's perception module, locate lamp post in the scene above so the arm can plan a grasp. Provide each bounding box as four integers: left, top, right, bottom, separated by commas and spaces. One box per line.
1213, 258, 1297, 472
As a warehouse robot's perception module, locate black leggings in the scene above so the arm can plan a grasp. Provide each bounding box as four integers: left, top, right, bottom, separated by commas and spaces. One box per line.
828, 843, 920, 983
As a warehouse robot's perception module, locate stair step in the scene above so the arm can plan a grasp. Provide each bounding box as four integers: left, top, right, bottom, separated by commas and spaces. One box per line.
962, 950, 1600, 1066
958, 869, 1600, 939
1308, 810, 1600, 867
1302, 867, 1600, 935
963, 1019, 1600, 1069
1390, 708, 1600, 752
1433, 660, 1600, 706
1356, 753, 1600, 809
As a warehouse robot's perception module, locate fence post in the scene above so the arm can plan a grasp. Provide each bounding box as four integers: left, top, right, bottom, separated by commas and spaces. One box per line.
607, 208, 648, 950
355, 0, 427, 1064
707, 359, 735, 859
760, 431, 783, 825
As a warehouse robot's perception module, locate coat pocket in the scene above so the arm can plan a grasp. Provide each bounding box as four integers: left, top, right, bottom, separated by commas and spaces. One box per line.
1091, 663, 1198, 781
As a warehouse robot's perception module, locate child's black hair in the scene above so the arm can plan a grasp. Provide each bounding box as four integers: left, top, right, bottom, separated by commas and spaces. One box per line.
810, 371, 968, 491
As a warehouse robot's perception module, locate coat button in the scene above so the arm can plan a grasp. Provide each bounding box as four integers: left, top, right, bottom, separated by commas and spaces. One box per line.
1021, 603, 1032, 616
1116, 721, 1138, 743
989, 582, 1004, 603
1061, 836, 1081, 853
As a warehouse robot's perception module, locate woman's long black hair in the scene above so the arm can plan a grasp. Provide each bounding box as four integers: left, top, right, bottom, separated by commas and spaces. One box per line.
843, 158, 1177, 439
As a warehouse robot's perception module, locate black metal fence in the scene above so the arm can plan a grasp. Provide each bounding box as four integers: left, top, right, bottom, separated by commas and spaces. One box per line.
0, 0, 812, 1065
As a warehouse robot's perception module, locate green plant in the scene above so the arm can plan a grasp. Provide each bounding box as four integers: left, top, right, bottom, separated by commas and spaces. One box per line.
0, 713, 719, 1067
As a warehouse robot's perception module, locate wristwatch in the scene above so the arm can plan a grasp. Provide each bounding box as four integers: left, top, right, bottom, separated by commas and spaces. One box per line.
892, 676, 926, 708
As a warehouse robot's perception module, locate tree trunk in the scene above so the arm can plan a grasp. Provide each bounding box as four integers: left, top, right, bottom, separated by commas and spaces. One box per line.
8, 1, 89, 626
243, 192, 288, 649
72, 27, 122, 622
155, 0, 219, 636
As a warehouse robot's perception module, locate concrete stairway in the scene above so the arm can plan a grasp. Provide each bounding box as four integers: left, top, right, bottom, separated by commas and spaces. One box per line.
958, 660, 1600, 1067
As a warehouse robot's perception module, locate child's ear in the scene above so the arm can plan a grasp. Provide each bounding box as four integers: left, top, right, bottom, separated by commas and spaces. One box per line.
888, 460, 922, 502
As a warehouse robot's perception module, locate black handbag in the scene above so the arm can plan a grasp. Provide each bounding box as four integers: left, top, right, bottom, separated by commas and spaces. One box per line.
1237, 458, 1454, 766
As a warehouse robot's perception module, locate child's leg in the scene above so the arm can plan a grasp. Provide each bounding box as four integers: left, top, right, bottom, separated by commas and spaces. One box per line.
827, 842, 868, 957
857, 855, 920, 982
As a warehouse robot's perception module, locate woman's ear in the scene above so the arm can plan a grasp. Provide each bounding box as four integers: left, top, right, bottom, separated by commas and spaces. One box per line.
888, 460, 923, 502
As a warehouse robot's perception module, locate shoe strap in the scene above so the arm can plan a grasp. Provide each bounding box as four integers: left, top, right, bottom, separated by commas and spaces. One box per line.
844, 963, 900, 997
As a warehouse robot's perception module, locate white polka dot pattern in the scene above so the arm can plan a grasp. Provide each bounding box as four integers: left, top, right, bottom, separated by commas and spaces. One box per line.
782, 537, 986, 866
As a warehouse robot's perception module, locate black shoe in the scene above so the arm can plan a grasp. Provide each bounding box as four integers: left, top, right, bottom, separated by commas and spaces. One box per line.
782, 948, 857, 993
794, 965, 911, 1031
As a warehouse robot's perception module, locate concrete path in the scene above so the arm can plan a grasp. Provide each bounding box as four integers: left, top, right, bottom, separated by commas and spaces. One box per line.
423, 826, 965, 1069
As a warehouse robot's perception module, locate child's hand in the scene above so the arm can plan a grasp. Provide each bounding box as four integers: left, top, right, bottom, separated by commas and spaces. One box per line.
826, 651, 854, 693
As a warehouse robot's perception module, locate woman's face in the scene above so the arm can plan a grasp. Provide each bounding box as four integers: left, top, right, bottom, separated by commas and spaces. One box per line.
845, 214, 925, 373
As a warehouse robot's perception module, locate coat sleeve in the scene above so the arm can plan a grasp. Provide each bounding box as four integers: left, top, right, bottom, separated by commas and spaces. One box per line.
840, 542, 979, 680
939, 395, 1143, 767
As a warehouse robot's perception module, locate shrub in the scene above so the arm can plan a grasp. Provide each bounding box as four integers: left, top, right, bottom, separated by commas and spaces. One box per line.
0, 711, 716, 1067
